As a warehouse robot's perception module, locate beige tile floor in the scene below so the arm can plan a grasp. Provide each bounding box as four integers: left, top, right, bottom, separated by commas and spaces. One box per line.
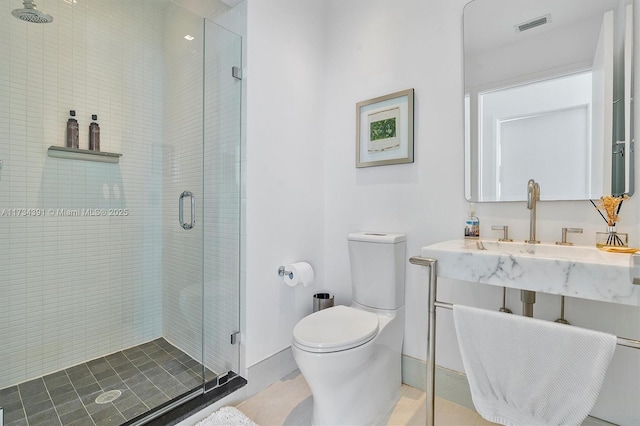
235, 371, 497, 426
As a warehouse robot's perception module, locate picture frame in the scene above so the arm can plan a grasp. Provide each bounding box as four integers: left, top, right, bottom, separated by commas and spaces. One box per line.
356, 88, 414, 168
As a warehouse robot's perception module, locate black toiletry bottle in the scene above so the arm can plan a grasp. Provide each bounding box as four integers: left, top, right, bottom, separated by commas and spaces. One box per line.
89, 114, 100, 151
66, 110, 79, 149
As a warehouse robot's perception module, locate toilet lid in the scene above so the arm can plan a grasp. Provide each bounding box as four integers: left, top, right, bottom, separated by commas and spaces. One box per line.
293, 305, 379, 353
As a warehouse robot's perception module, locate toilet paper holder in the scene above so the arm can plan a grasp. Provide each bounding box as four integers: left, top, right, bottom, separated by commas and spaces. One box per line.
278, 266, 294, 279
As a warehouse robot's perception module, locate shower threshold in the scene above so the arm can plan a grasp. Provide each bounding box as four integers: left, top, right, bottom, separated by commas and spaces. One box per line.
0, 338, 221, 425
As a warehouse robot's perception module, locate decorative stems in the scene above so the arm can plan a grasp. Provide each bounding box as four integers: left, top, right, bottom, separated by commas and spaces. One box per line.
606, 231, 625, 246
592, 196, 629, 247
590, 199, 609, 224
590, 195, 628, 226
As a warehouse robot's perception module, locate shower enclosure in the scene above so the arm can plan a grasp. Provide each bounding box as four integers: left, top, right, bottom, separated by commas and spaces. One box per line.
0, 1, 243, 424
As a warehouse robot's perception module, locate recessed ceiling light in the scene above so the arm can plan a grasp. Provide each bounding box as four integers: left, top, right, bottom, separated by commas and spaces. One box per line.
184, 35, 195, 41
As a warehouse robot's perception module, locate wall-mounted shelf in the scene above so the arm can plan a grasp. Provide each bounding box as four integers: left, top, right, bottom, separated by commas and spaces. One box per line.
47, 146, 122, 164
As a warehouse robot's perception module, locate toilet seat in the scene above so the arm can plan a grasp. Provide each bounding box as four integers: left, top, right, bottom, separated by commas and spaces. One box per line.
293, 305, 379, 353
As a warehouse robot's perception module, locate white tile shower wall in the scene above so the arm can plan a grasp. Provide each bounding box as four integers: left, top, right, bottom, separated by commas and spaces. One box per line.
0, 0, 164, 389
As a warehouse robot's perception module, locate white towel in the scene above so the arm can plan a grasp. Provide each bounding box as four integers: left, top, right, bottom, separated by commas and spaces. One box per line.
453, 305, 617, 426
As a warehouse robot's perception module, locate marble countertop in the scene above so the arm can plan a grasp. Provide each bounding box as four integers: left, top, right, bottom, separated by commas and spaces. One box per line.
421, 238, 640, 307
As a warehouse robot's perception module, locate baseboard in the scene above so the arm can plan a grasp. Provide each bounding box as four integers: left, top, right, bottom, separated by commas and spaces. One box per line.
246, 347, 298, 397
400, 354, 427, 391
401, 355, 474, 411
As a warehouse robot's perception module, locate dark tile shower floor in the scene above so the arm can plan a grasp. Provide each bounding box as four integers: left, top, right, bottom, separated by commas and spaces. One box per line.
0, 338, 215, 426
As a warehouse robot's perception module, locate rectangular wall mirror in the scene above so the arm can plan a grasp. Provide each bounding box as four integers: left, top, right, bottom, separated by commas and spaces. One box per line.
464, 0, 634, 202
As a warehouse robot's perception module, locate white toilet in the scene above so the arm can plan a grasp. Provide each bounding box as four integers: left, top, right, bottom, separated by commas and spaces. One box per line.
292, 232, 406, 425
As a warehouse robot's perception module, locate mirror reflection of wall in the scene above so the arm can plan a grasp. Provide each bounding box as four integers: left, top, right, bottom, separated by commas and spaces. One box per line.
464, 0, 634, 202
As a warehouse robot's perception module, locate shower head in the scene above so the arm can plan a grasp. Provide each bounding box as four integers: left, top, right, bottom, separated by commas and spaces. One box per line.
12, 0, 53, 24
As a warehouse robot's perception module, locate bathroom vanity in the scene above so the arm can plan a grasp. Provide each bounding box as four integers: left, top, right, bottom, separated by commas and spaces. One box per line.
421, 238, 640, 307
410, 239, 640, 426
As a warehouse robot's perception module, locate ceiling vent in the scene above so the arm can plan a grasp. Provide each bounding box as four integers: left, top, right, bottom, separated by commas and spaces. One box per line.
516, 14, 552, 32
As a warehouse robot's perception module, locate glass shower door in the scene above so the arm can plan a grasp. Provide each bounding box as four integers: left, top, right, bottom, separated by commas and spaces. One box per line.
202, 19, 242, 390
162, 3, 242, 397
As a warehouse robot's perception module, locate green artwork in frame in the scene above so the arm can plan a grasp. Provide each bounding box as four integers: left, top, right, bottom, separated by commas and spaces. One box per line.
370, 117, 397, 141
356, 88, 414, 167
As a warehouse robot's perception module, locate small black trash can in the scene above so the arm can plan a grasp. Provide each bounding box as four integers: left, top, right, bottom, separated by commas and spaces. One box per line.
313, 292, 334, 312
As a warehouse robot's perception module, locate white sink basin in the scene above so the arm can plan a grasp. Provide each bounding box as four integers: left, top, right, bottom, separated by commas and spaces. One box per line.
462, 239, 620, 261
421, 238, 640, 306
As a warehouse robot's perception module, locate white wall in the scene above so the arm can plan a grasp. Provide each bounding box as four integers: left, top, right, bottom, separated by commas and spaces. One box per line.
321, 0, 468, 361
244, 0, 327, 368
244, 0, 640, 423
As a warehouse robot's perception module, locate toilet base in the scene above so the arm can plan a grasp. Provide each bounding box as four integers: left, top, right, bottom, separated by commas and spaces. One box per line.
292, 307, 404, 426
295, 343, 401, 426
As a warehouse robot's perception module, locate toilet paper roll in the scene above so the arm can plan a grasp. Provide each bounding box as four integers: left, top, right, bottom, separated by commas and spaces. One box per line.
284, 262, 314, 287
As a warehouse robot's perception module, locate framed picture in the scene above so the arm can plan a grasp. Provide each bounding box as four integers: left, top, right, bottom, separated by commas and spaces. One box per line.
356, 88, 414, 168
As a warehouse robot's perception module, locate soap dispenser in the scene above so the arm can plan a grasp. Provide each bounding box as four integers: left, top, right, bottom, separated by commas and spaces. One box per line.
66, 110, 79, 149
465, 203, 480, 239
89, 115, 100, 151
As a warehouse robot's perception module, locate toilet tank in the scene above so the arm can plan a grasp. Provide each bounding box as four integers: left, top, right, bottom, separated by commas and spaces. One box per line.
348, 232, 406, 310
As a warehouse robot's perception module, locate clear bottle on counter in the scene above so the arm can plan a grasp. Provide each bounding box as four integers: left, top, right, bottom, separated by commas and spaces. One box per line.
465, 203, 480, 239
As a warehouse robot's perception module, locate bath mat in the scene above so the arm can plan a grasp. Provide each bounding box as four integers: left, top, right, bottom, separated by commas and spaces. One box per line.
195, 406, 258, 426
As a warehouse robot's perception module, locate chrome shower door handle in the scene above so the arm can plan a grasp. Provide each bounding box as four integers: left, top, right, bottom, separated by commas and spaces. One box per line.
179, 191, 196, 230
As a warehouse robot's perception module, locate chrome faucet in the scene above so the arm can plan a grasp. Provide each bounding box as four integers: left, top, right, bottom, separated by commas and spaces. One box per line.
526, 179, 540, 244
523, 179, 541, 317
